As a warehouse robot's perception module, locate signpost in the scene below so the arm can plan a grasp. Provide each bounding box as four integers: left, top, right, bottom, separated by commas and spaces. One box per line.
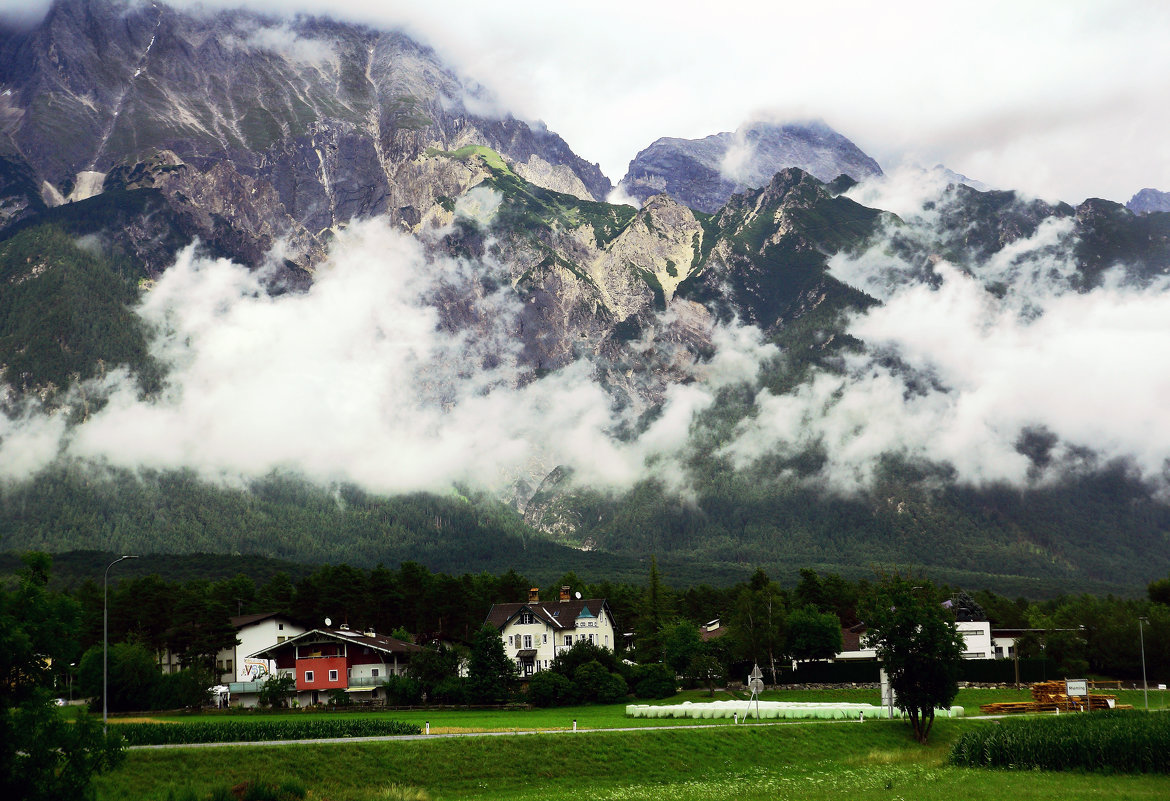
1066, 679, 1089, 711
745, 664, 764, 722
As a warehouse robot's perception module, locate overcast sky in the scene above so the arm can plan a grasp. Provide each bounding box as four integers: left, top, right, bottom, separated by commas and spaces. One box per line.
6, 0, 1170, 204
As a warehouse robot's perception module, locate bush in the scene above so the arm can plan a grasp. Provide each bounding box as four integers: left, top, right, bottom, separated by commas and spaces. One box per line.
152, 668, 214, 709
527, 670, 573, 707
626, 663, 677, 699
572, 660, 628, 704
429, 676, 468, 705
383, 675, 422, 705
257, 675, 296, 708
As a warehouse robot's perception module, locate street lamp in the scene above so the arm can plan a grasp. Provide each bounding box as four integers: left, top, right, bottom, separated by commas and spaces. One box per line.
1139, 616, 1149, 712
104, 555, 138, 732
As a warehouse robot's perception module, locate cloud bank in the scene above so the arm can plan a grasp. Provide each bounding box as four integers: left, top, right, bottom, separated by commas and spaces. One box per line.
0, 218, 775, 497
722, 172, 1170, 491
7, 0, 1170, 203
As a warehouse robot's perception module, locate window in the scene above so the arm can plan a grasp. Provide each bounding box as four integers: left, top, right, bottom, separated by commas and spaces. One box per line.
524, 635, 533, 648
519, 612, 535, 625
604, 635, 609, 647
542, 634, 547, 644
305, 670, 315, 683
277, 636, 287, 643
278, 623, 284, 631
371, 668, 380, 678
589, 634, 596, 644
329, 670, 338, 682
564, 635, 572, 646
508, 635, 514, 646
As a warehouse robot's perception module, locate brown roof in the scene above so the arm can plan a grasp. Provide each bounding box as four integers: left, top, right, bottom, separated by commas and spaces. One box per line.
229, 612, 290, 629
486, 599, 613, 631
246, 627, 423, 660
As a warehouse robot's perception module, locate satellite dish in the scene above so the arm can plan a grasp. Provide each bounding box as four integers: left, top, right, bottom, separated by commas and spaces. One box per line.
575, 591, 581, 599
324, 617, 332, 627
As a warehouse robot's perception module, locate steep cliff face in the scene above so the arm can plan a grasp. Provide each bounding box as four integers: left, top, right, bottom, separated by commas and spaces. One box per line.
617, 119, 882, 213
682, 167, 883, 332
0, 0, 611, 266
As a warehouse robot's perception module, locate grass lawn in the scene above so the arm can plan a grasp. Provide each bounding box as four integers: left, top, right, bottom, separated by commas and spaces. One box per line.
117, 687, 1147, 737
92, 717, 1170, 801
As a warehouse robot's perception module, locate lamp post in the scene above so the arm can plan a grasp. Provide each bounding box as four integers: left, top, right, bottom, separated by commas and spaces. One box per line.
104, 555, 138, 732
1139, 616, 1149, 712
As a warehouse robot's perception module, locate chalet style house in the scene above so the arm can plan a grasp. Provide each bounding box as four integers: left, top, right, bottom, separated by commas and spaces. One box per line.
486, 587, 616, 677
243, 625, 422, 706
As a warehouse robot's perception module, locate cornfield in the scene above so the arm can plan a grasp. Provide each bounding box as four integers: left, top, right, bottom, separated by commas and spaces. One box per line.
949, 710, 1170, 773
115, 718, 423, 746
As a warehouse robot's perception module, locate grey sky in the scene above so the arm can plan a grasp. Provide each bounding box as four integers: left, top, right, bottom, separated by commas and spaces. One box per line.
6, 0, 1170, 204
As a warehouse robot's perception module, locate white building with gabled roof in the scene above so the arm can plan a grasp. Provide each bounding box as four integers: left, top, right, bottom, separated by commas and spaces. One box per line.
485, 586, 617, 677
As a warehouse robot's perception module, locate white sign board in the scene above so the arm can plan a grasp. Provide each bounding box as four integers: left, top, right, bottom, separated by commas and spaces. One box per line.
1065, 679, 1088, 697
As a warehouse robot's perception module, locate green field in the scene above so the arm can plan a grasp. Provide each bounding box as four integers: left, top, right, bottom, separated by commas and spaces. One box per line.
91, 689, 1170, 800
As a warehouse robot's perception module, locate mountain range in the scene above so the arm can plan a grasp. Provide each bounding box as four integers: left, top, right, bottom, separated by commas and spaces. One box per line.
2, 0, 1170, 597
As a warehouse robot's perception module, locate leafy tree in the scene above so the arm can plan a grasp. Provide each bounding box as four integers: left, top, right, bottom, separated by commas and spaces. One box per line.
407, 643, 461, 698
257, 674, 297, 708
527, 670, 573, 707
858, 576, 965, 744
572, 661, 628, 704
78, 642, 161, 713
785, 605, 844, 662
685, 653, 726, 697
728, 569, 787, 683
661, 619, 706, 676
466, 624, 517, 704
152, 667, 214, 709
549, 638, 622, 678
1148, 574, 1170, 607
382, 675, 422, 705
0, 554, 124, 800
625, 663, 676, 699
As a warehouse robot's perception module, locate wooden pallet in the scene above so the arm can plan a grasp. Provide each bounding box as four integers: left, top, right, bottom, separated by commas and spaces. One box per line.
979, 680, 1125, 715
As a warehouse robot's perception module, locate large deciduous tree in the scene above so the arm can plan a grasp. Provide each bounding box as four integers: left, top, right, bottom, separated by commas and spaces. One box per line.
467, 624, 517, 704
858, 576, 964, 744
0, 554, 124, 800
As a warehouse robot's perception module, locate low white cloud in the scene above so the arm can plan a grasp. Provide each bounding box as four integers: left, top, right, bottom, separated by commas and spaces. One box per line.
724, 196, 1170, 492
0, 217, 776, 498
238, 23, 336, 65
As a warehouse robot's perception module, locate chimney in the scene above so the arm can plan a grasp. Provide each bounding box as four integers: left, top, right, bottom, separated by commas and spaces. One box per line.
528, 587, 540, 603
560, 586, 570, 602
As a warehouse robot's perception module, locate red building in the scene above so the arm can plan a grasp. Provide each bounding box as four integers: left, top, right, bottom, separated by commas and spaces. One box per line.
248, 625, 422, 706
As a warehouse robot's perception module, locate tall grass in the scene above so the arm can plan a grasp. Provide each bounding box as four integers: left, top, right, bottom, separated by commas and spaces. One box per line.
950, 710, 1170, 772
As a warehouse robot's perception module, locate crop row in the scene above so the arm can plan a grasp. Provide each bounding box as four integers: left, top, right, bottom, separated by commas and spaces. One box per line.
949, 710, 1170, 773
115, 717, 422, 746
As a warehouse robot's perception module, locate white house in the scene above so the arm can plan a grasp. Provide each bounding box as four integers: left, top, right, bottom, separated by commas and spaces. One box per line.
486, 587, 617, 677
157, 611, 306, 685
245, 625, 422, 707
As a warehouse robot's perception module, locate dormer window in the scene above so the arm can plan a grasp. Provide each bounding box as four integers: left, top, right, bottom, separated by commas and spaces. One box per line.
518, 612, 535, 625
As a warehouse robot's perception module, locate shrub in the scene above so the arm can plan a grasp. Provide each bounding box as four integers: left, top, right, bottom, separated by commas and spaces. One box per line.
527, 670, 573, 707
626, 663, 677, 699
383, 675, 422, 705
572, 660, 628, 704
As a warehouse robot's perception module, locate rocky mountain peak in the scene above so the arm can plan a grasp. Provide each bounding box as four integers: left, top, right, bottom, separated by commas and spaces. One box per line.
1126, 187, 1170, 216
616, 118, 881, 213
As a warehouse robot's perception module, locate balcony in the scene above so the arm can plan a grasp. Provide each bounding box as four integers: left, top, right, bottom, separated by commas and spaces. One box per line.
346, 675, 388, 688
228, 681, 265, 694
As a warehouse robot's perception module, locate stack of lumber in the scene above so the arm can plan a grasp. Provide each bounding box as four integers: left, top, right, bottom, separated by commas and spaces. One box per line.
979, 680, 1131, 715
